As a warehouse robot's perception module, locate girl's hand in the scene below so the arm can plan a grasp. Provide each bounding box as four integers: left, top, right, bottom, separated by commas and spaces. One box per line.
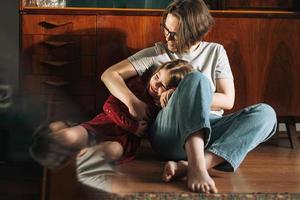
128, 99, 150, 120
160, 89, 175, 108
135, 120, 148, 137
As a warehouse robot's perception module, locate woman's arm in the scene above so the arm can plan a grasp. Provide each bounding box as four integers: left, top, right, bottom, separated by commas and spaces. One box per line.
211, 78, 235, 111
101, 59, 149, 120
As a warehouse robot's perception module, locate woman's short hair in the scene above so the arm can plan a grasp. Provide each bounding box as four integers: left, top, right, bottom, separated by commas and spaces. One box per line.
162, 0, 214, 53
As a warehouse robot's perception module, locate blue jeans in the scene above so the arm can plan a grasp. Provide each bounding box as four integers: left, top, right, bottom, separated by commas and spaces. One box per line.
149, 72, 277, 172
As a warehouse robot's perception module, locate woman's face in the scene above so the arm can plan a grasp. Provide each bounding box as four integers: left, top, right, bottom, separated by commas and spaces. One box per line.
163, 14, 179, 52
148, 68, 172, 99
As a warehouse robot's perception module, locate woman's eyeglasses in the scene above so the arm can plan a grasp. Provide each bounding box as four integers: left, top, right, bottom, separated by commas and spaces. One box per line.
160, 23, 177, 39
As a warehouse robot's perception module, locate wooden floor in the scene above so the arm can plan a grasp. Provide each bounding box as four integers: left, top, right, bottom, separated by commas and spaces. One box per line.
113, 137, 300, 194
46, 136, 300, 199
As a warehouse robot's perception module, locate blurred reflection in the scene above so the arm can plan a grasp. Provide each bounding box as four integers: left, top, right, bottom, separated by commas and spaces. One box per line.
76, 145, 116, 192
0, 85, 12, 110
29, 120, 121, 193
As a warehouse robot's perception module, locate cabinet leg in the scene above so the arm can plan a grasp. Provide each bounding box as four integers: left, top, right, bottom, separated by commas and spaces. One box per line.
286, 117, 298, 149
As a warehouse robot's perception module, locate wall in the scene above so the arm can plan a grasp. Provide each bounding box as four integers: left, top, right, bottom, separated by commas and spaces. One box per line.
0, 0, 19, 94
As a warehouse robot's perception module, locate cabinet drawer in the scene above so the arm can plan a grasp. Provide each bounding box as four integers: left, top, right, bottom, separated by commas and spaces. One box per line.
22, 94, 95, 120
23, 35, 96, 56
22, 75, 95, 95
47, 95, 96, 120
22, 54, 96, 76
23, 15, 96, 35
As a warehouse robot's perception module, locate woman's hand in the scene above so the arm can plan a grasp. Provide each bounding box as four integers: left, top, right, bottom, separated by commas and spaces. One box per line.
135, 120, 148, 137
160, 89, 175, 108
128, 99, 149, 120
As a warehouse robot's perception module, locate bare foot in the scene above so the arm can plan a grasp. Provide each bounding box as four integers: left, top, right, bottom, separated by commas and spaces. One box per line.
162, 160, 188, 182
187, 167, 218, 193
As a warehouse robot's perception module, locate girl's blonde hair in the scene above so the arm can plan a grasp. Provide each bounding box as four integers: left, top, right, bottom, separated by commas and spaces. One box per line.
151, 59, 194, 89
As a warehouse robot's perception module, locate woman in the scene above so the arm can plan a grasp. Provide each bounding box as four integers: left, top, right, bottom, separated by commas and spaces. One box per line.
101, 0, 277, 194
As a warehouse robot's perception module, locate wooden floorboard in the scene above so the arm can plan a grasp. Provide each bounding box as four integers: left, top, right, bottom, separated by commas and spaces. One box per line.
45, 137, 300, 199
112, 138, 300, 194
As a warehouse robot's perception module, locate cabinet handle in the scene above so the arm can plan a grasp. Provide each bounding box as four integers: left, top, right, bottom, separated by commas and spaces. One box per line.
43, 41, 74, 47
41, 60, 73, 67
43, 80, 71, 87
39, 21, 73, 29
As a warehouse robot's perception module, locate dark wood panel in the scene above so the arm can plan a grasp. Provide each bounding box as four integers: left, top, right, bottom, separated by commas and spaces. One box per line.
225, 0, 294, 10
256, 18, 300, 116
95, 15, 163, 108
97, 15, 163, 70
205, 17, 300, 116
205, 18, 259, 111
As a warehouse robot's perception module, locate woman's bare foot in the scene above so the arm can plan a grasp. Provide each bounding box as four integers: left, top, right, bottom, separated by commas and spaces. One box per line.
162, 160, 188, 182
187, 167, 218, 193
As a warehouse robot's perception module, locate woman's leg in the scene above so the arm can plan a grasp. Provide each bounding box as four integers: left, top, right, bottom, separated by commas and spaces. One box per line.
207, 103, 277, 171
163, 103, 277, 182
163, 151, 224, 182
150, 72, 213, 159
184, 131, 218, 193
150, 72, 215, 193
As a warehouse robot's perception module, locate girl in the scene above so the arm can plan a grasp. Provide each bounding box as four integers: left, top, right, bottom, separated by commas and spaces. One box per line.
29, 59, 194, 191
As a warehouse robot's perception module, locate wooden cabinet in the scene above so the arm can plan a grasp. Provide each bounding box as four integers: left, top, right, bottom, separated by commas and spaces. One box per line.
20, 9, 300, 121
21, 14, 97, 120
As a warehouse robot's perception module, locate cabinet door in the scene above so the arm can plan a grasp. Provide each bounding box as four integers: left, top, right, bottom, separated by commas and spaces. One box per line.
205, 17, 300, 116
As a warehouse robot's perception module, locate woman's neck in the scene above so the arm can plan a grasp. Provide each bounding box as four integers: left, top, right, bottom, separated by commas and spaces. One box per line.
187, 41, 201, 53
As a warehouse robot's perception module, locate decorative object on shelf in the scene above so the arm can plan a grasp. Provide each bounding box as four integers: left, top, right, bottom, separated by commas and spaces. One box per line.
24, 0, 66, 7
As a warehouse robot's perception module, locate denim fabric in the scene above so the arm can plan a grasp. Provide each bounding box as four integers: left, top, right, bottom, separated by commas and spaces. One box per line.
150, 72, 213, 159
149, 72, 277, 172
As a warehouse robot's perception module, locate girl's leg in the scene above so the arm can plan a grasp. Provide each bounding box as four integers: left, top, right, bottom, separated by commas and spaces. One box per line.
58, 125, 89, 149
76, 141, 124, 193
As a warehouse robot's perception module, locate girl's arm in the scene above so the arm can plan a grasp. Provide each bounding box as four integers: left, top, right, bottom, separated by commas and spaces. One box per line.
103, 96, 139, 134
101, 59, 149, 120
211, 78, 235, 111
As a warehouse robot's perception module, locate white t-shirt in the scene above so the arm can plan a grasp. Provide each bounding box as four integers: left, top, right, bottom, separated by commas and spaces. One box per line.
128, 41, 234, 116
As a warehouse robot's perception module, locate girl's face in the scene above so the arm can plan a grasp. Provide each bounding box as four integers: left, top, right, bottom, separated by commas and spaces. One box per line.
148, 68, 172, 99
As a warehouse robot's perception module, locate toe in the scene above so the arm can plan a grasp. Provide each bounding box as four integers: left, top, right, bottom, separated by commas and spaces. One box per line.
210, 185, 218, 193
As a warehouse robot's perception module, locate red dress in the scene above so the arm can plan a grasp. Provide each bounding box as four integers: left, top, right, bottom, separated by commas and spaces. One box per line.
81, 76, 159, 164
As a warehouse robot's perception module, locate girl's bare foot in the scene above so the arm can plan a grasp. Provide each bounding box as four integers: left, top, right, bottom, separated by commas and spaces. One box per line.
162, 160, 188, 182
187, 167, 218, 193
